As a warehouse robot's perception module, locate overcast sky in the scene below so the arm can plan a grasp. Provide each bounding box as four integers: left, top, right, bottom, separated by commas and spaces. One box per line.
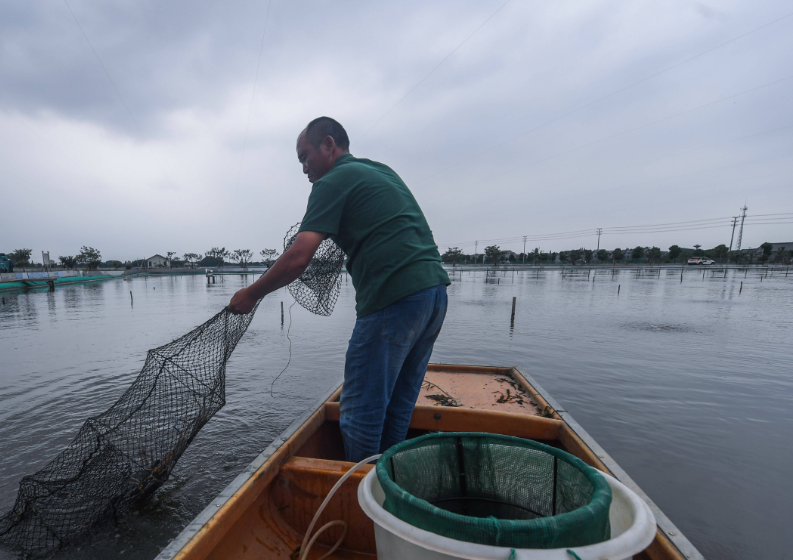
2, 0, 792, 261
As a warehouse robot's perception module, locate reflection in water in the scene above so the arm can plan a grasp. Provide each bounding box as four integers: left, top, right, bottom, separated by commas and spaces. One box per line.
0, 269, 791, 560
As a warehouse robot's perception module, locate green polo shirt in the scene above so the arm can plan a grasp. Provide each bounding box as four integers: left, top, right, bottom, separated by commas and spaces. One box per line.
299, 154, 449, 318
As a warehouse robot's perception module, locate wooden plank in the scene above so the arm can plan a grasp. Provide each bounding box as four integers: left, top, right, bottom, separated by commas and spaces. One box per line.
324, 402, 563, 441
173, 400, 331, 560
274, 457, 377, 554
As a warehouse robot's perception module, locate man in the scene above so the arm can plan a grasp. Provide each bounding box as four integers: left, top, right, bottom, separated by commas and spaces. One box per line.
228, 116, 449, 462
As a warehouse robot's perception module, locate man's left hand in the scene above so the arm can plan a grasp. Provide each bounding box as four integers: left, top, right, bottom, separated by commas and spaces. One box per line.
227, 287, 258, 315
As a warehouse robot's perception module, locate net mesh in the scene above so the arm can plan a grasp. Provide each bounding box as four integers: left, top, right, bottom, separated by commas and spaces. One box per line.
0, 306, 258, 555
377, 432, 612, 549
284, 224, 345, 316
0, 225, 346, 556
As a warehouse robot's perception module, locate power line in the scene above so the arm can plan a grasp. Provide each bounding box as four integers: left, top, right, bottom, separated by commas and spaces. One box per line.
419, 9, 793, 183
358, 0, 512, 141
438, 212, 793, 249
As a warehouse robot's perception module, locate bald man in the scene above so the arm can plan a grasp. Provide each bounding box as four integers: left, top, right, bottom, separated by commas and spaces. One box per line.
229, 116, 449, 461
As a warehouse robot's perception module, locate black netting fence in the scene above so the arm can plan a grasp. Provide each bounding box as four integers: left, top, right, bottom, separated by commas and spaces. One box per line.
0, 225, 345, 556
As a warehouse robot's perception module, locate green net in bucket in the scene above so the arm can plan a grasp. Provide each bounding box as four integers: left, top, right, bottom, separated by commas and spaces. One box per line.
376, 432, 612, 549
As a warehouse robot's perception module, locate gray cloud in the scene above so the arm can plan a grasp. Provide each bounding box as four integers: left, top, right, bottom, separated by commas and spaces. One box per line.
1, 0, 791, 260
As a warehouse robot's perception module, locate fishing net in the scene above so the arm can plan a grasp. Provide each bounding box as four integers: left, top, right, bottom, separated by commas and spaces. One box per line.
283, 223, 346, 316
0, 306, 258, 555
377, 432, 612, 549
0, 225, 346, 556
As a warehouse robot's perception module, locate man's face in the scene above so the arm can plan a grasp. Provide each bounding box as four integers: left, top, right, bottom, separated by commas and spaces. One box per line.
296, 130, 333, 183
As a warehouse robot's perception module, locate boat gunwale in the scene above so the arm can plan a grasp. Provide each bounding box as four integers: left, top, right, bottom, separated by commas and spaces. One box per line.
507, 365, 704, 560
154, 379, 344, 560
155, 364, 704, 560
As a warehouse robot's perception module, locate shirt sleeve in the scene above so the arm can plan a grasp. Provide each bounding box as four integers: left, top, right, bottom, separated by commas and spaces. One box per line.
298, 179, 345, 236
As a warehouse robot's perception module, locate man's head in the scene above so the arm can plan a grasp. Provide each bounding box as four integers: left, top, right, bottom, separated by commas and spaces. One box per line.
296, 117, 350, 183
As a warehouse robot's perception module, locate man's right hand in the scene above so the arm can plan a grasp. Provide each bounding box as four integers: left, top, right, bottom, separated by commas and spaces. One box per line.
227, 286, 258, 315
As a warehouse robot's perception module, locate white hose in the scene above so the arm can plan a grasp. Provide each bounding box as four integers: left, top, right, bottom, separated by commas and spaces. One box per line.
299, 454, 382, 560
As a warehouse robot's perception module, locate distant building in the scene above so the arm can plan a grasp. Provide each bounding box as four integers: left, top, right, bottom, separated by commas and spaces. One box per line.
146, 254, 168, 268
770, 242, 792, 253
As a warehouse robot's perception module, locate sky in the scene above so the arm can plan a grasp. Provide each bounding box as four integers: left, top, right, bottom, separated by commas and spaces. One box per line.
1, 0, 792, 262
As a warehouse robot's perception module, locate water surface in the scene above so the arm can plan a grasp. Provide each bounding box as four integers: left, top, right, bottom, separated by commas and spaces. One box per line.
1, 267, 791, 559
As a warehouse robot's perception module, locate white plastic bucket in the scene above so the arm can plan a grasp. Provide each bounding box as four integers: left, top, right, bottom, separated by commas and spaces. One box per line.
358, 468, 656, 560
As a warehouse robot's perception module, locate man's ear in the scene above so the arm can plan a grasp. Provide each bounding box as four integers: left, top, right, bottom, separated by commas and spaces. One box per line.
322, 135, 336, 153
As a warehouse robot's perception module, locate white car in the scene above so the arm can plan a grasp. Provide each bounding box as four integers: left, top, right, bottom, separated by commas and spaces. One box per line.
687, 257, 715, 265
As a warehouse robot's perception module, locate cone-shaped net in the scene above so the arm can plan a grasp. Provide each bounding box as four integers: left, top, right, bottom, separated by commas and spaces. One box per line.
284, 223, 346, 316
0, 305, 258, 556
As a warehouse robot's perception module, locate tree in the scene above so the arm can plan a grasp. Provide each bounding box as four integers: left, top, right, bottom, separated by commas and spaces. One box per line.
612, 248, 624, 263
631, 246, 645, 261
777, 246, 792, 265
260, 249, 278, 266
757, 242, 773, 264
647, 247, 662, 264
166, 251, 177, 268
206, 247, 228, 267
596, 249, 608, 261
442, 247, 463, 266
484, 245, 501, 266
692, 244, 705, 257
559, 251, 570, 264
711, 244, 728, 263
183, 253, 201, 268
583, 249, 593, 263
569, 249, 582, 265
59, 255, 77, 269
10, 248, 33, 271
233, 249, 253, 268
76, 246, 102, 270
761, 242, 774, 258
668, 245, 682, 261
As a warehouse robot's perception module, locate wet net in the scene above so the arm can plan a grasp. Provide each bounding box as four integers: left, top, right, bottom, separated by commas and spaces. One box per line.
0, 307, 258, 555
0, 225, 346, 556
283, 223, 346, 316
377, 432, 612, 549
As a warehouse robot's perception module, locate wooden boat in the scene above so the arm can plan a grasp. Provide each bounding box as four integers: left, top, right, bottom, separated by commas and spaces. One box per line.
155, 364, 703, 560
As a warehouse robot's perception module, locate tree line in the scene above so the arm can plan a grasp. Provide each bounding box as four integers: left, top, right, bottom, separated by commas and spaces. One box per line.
441, 243, 793, 266
3, 247, 283, 271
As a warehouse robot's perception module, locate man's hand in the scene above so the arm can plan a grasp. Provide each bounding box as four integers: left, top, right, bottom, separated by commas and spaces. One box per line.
227, 286, 258, 315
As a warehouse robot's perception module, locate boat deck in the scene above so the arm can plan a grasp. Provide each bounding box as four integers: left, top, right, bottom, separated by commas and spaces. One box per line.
156, 364, 703, 560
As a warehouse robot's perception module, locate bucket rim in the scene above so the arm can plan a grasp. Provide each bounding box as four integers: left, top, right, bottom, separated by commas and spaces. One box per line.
359, 468, 656, 560
376, 432, 612, 547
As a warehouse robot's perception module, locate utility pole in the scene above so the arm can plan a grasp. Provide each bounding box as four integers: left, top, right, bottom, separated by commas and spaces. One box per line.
728, 216, 738, 252
522, 236, 527, 263
475, 241, 478, 260
596, 228, 602, 252
736, 205, 748, 252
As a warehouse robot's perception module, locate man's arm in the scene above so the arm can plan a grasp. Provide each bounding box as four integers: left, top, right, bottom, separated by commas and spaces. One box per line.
227, 231, 327, 314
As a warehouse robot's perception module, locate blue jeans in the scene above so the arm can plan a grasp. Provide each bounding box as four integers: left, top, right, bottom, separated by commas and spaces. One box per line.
339, 285, 448, 462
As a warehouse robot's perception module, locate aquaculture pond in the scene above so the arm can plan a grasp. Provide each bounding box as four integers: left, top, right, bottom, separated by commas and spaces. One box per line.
1, 266, 791, 559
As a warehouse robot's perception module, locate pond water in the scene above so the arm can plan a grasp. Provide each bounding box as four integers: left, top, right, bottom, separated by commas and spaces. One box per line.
1, 267, 791, 559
